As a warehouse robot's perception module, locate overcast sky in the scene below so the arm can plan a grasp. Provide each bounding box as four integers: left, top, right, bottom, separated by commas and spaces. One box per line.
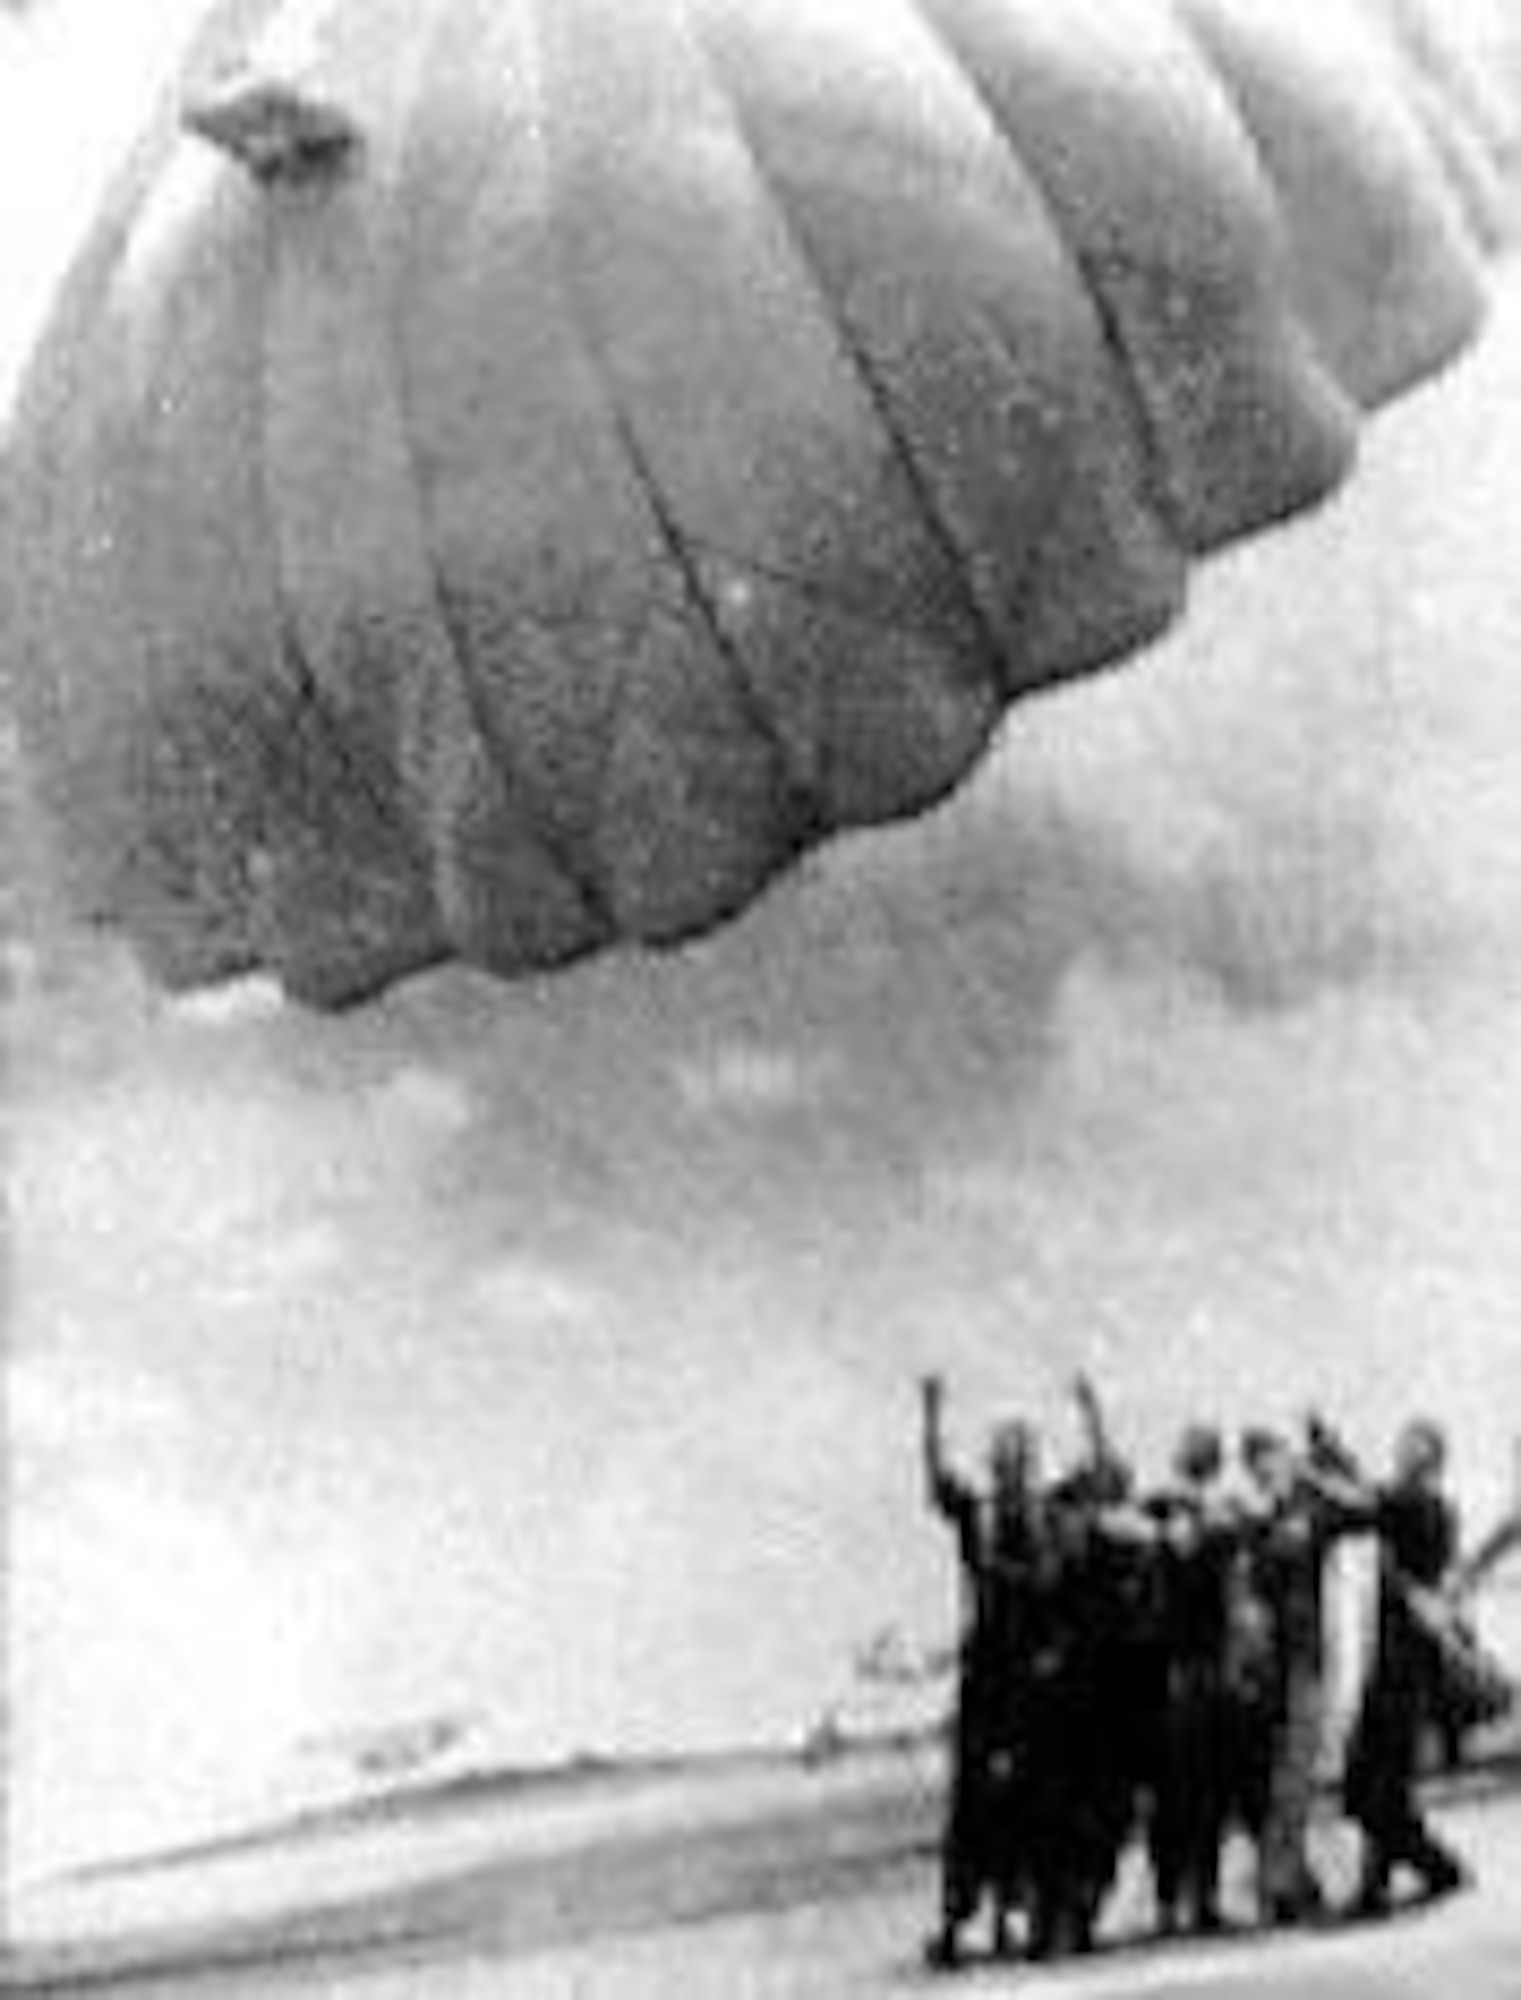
6, 0, 1521, 1881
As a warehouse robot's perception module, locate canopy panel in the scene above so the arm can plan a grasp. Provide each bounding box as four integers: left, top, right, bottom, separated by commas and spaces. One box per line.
3, 0, 1515, 1005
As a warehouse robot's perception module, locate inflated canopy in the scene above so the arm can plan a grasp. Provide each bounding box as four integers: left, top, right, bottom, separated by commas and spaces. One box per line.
3, 0, 1516, 1005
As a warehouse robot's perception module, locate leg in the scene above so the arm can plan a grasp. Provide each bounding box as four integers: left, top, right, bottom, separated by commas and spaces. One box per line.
1192, 1688, 1232, 1933
1346, 1683, 1415, 1917
1382, 1798, 1469, 1899
986, 1752, 1029, 1962
1151, 1704, 1188, 1934
929, 1726, 985, 1967
1261, 1664, 1325, 1922
930, 1814, 978, 1965
1351, 1800, 1465, 1916
1222, 1692, 1274, 1923
1191, 1818, 1226, 1934
1166, 1674, 1226, 1935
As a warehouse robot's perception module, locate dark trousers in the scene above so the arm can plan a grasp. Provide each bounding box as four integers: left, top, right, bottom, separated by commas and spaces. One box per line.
1021, 1667, 1110, 1959
1345, 1676, 1463, 1900
939, 1687, 1031, 1938
1151, 1664, 1228, 1929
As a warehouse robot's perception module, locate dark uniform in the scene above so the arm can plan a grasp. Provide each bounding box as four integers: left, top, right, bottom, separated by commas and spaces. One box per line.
930, 1467, 1050, 1956
1345, 1484, 1467, 1910
1086, 1519, 1171, 1931
1021, 1481, 1127, 1960
1149, 1491, 1236, 1934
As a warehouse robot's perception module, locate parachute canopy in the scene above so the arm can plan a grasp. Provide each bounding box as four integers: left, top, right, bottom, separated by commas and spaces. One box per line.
4, 0, 1516, 1006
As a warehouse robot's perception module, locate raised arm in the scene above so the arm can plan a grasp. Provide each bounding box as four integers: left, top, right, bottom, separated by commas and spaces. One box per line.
1296, 1457, 1379, 1534
1072, 1371, 1110, 1467
1072, 1371, 1134, 1499
920, 1374, 957, 1514
1304, 1409, 1365, 1484
1298, 1413, 1381, 1534
921, 1376, 980, 1532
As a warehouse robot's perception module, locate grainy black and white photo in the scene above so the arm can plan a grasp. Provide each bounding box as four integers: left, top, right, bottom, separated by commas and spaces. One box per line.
4, 1, 1520, 1993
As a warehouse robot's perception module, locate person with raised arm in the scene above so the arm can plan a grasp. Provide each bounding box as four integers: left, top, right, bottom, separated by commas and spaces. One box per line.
1147, 1421, 1238, 1938
920, 1374, 1050, 1968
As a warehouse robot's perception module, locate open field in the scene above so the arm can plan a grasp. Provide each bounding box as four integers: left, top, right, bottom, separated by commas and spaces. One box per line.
7, 1740, 1521, 1999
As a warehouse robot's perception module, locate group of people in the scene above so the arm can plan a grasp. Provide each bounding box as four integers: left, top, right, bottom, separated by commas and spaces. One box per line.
920, 1373, 1509, 1970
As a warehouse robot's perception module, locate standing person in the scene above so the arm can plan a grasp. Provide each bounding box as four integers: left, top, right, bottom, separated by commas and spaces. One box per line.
920, 1375, 1048, 1968
1065, 1379, 1164, 1949
1344, 1419, 1472, 1916
1148, 1423, 1236, 1938
1072, 1376, 1160, 1872
1238, 1424, 1367, 1926
1218, 1527, 1280, 1880
1026, 1465, 1135, 1960
1087, 1508, 1170, 1918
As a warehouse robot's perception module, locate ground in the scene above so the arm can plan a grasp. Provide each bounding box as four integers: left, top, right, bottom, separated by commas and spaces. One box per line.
11, 1775, 1521, 1998
419, 1791, 1521, 2000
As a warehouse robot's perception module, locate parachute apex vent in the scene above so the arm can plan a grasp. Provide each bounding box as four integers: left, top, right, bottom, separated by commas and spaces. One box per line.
184, 71, 361, 185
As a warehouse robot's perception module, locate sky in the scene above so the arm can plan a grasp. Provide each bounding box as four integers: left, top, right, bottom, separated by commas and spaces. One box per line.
5, 0, 1521, 1884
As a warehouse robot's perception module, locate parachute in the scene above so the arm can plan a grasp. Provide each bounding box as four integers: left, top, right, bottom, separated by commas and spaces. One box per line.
3, 0, 1517, 1007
